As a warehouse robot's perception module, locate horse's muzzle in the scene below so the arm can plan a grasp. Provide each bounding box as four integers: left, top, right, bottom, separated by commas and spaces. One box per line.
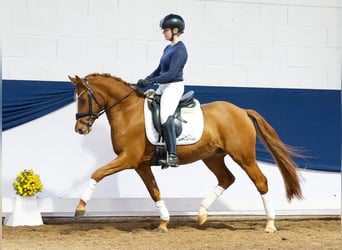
75, 120, 92, 134
75, 126, 91, 135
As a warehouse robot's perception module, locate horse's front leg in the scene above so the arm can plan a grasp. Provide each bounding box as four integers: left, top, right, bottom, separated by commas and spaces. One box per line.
75, 154, 132, 217
135, 166, 170, 233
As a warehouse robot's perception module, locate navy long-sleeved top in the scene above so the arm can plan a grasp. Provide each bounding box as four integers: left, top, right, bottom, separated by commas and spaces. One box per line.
148, 41, 188, 84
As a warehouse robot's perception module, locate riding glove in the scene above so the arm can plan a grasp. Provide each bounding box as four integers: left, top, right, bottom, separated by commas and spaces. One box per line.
137, 78, 153, 88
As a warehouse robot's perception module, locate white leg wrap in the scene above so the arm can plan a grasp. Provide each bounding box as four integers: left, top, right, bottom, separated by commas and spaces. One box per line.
261, 193, 275, 220
156, 200, 170, 221
199, 186, 225, 213
81, 179, 97, 203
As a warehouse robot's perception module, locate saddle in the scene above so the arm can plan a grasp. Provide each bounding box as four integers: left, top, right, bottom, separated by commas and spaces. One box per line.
147, 90, 196, 138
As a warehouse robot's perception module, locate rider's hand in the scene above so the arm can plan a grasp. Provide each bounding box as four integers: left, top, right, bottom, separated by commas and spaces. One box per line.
137, 78, 153, 88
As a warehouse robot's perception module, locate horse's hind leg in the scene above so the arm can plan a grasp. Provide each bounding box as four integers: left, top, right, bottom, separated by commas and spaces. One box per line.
135, 166, 170, 233
236, 157, 277, 233
199, 155, 235, 225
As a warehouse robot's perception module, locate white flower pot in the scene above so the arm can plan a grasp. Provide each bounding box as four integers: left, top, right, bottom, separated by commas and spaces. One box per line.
4, 195, 43, 226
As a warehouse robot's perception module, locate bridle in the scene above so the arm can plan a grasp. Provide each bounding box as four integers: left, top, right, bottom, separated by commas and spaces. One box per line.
75, 77, 135, 127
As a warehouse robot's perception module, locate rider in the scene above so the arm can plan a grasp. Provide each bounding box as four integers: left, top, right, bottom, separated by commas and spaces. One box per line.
137, 14, 188, 168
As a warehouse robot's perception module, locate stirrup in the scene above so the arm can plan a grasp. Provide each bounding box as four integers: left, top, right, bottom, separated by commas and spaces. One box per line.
160, 154, 179, 169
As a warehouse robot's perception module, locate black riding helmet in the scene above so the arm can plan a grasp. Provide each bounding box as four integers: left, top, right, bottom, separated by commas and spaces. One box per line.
160, 14, 185, 34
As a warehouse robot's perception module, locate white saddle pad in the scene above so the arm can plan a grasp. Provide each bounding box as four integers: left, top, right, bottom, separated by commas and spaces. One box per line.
144, 91, 204, 145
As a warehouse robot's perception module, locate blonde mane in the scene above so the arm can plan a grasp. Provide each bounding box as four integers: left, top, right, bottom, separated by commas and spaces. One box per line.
86, 73, 145, 97
86, 73, 129, 85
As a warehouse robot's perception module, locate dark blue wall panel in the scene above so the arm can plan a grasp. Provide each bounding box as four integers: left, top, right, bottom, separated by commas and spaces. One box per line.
3, 80, 340, 172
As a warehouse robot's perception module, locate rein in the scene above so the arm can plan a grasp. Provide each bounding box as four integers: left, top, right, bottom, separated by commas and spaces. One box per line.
75, 77, 135, 125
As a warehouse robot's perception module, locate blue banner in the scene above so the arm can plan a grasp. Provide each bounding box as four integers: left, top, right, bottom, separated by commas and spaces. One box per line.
185, 85, 341, 172
2, 80, 340, 172
3, 80, 74, 131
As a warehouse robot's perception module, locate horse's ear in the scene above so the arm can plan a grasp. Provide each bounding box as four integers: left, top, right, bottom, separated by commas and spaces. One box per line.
75, 75, 82, 82
68, 75, 85, 87
68, 75, 77, 85
75, 75, 87, 88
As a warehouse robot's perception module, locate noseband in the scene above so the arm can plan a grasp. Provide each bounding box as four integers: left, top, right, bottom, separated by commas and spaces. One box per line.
75, 77, 135, 127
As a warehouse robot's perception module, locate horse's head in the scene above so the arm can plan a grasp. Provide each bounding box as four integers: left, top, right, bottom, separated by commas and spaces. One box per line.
69, 74, 142, 135
68, 75, 104, 135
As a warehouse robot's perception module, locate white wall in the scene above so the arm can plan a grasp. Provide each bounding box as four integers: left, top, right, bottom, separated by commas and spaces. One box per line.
2, 0, 341, 216
2, 0, 341, 89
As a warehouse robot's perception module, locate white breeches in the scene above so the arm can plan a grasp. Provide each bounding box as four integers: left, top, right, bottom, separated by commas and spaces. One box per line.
156, 81, 184, 124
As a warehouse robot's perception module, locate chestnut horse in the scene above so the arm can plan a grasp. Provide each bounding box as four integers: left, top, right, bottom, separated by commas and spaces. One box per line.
68, 73, 303, 233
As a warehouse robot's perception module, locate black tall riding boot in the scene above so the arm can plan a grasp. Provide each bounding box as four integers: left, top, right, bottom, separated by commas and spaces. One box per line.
160, 116, 179, 169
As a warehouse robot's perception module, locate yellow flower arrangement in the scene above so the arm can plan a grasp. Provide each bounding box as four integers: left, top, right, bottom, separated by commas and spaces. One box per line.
13, 169, 43, 197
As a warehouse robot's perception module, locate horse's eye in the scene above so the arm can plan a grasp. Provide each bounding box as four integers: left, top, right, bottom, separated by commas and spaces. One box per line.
79, 98, 87, 105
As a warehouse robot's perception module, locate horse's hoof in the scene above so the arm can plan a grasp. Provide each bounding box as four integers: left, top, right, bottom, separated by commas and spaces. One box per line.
155, 227, 167, 233
264, 220, 277, 233
75, 210, 86, 218
198, 213, 208, 225
264, 226, 277, 233
155, 220, 169, 233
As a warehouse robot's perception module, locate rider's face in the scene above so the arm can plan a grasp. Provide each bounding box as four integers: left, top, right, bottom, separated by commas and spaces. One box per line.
162, 28, 172, 40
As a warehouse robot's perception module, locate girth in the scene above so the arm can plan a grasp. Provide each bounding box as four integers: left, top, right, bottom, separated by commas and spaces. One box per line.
147, 90, 196, 137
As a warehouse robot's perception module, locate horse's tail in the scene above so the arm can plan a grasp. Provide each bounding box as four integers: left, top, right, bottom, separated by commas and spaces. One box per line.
246, 109, 303, 201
